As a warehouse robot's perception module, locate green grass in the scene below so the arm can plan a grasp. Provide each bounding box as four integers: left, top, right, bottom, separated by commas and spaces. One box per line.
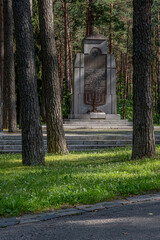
1, 146, 160, 217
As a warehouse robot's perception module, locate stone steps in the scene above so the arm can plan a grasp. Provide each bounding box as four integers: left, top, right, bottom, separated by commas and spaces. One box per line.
1, 135, 160, 142
0, 130, 160, 152
42, 119, 133, 131
0, 140, 132, 148
63, 120, 130, 124
53, 125, 133, 130
63, 120, 132, 127
63, 126, 132, 130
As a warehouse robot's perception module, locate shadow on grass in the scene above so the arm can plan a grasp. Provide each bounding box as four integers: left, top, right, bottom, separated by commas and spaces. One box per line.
0, 146, 160, 216
0, 147, 131, 169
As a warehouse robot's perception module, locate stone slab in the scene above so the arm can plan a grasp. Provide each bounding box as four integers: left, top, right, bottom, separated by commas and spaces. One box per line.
104, 200, 126, 208
90, 113, 106, 119
68, 114, 121, 120
0, 218, 20, 228
77, 203, 105, 212
126, 194, 160, 203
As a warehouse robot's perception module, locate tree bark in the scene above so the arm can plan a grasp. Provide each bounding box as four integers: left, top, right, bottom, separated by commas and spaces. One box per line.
3, 0, 17, 132
13, 0, 45, 165
89, 0, 94, 34
132, 0, 155, 159
123, 21, 130, 119
109, 3, 114, 54
157, 9, 160, 118
2, 12, 8, 131
59, 30, 64, 95
85, 0, 90, 36
40, 82, 46, 123
38, 0, 68, 154
63, 0, 72, 94
0, 0, 3, 131
2, 0, 8, 130
152, 26, 156, 109
120, 51, 123, 99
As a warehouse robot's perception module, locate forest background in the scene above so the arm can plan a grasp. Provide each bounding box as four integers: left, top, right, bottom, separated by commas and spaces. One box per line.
29, 0, 160, 124
2, 0, 160, 126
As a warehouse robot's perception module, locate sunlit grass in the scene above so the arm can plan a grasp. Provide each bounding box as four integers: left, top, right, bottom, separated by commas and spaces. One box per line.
0, 146, 160, 217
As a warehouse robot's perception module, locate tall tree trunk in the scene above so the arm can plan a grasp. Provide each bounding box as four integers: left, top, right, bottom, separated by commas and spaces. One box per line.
119, 51, 123, 99
63, 0, 72, 94
109, 3, 114, 54
89, 0, 94, 34
59, 30, 64, 95
0, 0, 3, 131
85, 0, 90, 36
69, 31, 73, 94
3, 48, 8, 129
13, 0, 45, 165
152, 26, 156, 109
123, 21, 130, 119
129, 62, 133, 98
38, 0, 68, 154
157, 9, 160, 120
3, 0, 17, 132
123, 54, 127, 119
132, 0, 155, 159
41, 82, 46, 123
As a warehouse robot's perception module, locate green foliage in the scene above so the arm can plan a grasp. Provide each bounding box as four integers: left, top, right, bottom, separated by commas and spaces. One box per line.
153, 112, 160, 125
13, 0, 160, 122
117, 99, 133, 122
62, 93, 71, 119
1, 146, 160, 217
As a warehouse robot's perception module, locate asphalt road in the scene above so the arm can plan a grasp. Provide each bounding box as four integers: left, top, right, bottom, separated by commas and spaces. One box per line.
1, 200, 160, 240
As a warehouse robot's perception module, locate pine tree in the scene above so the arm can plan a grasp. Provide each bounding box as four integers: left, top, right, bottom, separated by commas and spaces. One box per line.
38, 0, 68, 154
132, 0, 155, 159
13, 0, 45, 165
0, 0, 3, 131
3, 0, 17, 132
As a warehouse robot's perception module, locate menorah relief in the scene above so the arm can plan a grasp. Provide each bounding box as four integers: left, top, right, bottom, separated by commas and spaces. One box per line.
84, 91, 106, 113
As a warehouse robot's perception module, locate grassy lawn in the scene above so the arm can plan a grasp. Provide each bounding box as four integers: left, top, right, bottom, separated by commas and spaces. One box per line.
1, 146, 160, 217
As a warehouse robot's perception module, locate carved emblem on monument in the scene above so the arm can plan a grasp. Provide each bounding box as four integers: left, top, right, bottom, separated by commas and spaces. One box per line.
84, 47, 106, 112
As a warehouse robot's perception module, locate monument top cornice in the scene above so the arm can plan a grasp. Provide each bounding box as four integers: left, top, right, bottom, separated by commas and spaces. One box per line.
84, 34, 106, 40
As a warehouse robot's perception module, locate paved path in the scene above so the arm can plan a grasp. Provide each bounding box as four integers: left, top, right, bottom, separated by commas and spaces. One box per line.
1, 194, 160, 240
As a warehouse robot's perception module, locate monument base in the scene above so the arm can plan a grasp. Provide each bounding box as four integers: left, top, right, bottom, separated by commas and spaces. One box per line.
68, 113, 121, 120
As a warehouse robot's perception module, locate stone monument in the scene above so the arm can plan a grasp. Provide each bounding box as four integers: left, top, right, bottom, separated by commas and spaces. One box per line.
69, 34, 117, 119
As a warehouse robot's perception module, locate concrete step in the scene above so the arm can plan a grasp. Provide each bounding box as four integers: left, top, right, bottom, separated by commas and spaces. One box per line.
0, 145, 22, 151
66, 135, 133, 140
67, 140, 132, 145
0, 134, 133, 142
0, 144, 127, 152
1, 139, 160, 152
67, 145, 128, 150
63, 126, 133, 130
65, 115, 122, 121
0, 145, 47, 151
0, 139, 132, 146
1, 134, 160, 142
63, 123, 133, 126
0, 140, 132, 148
0, 129, 160, 153
63, 120, 130, 124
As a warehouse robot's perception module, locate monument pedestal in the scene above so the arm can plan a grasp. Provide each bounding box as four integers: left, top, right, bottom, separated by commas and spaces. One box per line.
68, 113, 121, 120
